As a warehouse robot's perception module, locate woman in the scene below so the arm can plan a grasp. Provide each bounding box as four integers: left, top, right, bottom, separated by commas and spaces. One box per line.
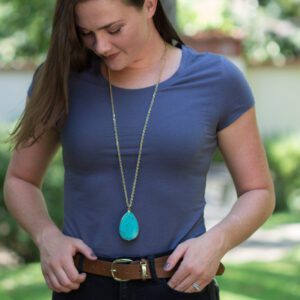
4, 0, 275, 299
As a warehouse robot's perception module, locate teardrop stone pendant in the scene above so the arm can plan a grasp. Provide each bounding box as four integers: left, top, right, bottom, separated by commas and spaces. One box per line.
119, 210, 139, 241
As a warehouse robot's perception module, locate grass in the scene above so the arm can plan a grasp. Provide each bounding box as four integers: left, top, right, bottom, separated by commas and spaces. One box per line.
0, 247, 299, 300
218, 247, 300, 300
0, 263, 51, 300
262, 211, 300, 229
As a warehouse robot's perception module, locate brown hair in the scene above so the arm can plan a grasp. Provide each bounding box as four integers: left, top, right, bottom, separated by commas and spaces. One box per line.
8, 0, 183, 150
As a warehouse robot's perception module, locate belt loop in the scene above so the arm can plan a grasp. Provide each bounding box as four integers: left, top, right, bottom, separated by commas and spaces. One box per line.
147, 255, 159, 282
77, 253, 85, 274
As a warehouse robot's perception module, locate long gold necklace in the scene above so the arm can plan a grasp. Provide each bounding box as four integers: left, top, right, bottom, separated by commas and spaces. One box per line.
107, 42, 168, 241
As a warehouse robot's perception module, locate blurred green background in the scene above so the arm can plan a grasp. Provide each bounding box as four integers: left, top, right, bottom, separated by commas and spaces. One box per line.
0, 0, 300, 299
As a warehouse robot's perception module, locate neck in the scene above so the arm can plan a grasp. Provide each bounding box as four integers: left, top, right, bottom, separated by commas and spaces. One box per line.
101, 27, 168, 82
122, 34, 167, 71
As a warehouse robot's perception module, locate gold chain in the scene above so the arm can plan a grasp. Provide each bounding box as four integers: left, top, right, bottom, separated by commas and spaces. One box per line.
107, 42, 168, 210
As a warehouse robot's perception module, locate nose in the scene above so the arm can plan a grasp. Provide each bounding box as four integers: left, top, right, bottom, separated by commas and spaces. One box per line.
92, 34, 112, 57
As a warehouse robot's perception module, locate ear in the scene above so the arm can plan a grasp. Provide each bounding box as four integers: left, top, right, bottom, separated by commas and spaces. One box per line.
144, 0, 158, 19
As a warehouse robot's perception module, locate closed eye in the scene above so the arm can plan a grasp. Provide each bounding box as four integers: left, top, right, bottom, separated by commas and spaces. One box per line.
108, 27, 122, 35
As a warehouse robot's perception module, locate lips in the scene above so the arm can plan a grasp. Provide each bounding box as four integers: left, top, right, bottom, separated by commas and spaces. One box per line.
105, 52, 119, 60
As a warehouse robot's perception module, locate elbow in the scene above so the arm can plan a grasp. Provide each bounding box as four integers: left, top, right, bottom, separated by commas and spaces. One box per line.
259, 176, 276, 220
237, 175, 276, 219
3, 173, 41, 209
3, 173, 17, 207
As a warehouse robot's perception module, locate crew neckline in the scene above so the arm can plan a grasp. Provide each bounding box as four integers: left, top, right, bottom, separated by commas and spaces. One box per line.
97, 44, 186, 92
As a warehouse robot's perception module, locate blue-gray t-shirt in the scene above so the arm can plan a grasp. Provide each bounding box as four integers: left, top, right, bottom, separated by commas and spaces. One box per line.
28, 45, 255, 258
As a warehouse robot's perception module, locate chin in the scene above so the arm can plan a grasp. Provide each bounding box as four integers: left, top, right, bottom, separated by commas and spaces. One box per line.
105, 62, 128, 72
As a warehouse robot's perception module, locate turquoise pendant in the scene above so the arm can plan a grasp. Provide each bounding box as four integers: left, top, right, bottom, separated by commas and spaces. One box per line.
119, 210, 139, 241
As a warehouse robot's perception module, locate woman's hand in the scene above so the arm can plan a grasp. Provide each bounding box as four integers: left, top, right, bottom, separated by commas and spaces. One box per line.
164, 231, 225, 293
37, 228, 97, 293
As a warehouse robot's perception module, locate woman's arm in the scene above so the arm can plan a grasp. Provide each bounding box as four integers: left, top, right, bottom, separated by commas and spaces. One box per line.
4, 129, 62, 246
4, 128, 97, 293
208, 106, 275, 253
165, 107, 275, 292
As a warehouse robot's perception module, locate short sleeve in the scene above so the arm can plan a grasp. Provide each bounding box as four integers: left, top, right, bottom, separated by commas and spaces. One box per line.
217, 56, 255, 131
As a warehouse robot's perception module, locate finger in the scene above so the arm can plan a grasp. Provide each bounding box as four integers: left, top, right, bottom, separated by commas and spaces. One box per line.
167, 248, 197, 290
164, 243, 189, 272
167, 261, 190, 290
52, 266, 80, 291
167, 273, 189, 292
44, 273, 54, 291
174, 275, 198, 292
48, 272, 72, 293
63, 255, 87, 284
185, 280, 209, 293
74, 239, 98, 261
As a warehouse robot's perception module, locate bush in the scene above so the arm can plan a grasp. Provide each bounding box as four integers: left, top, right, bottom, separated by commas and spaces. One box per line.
0, 125, 64, 262
264, 133, 300, 212
212, 133, 300, 213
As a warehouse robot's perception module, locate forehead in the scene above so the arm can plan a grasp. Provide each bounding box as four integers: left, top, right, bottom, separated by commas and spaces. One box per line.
75, 0, 139, 28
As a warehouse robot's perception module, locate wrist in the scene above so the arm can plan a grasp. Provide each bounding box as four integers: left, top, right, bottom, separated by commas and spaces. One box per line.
205, 226, 231, 258
35, 224, 61, 249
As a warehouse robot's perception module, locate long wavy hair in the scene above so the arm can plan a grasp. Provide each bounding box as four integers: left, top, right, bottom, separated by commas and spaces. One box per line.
8, 0, 183, 150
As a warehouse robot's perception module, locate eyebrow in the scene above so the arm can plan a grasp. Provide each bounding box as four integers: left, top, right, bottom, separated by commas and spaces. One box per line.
77, 20, 124, 31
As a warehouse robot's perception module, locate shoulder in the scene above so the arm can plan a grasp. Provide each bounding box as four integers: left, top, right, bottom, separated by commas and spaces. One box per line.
181, 44, 222, 66
180, 44, 228, 81
181, 44, 244, 79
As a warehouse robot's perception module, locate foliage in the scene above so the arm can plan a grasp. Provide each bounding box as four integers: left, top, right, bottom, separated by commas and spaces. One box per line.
177, 0, 236, 35
0, 0, 55, 65
237, 0, 300, 65
262, 211, 300, 229
264, 133, 300, 212
0, 126, 64, 263
258, 0, 300, 19
177, 0, 300, 66
212, 132, 300, 213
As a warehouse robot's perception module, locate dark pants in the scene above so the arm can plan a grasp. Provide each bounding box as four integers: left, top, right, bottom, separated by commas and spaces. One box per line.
52, 253, 220, 300
52, 274, 220, 300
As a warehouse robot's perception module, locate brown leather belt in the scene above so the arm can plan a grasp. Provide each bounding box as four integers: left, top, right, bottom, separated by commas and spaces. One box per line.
74, 254, 225, 282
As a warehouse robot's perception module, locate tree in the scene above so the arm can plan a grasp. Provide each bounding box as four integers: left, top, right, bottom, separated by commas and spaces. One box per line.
240, 0, 300, 64
0, 0, 55, 64
0, 0, 177, 66
175, 0, 300, 65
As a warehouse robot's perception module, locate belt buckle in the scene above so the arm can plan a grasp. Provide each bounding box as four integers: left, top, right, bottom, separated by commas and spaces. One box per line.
111, 258, 133, 282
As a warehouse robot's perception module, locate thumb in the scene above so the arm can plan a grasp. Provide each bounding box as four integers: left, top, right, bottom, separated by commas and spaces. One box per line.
164, 243, 188, 271
74, 239, 98, 260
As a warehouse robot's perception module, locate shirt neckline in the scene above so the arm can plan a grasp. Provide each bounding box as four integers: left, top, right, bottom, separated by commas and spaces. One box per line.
97, 44, 186, 92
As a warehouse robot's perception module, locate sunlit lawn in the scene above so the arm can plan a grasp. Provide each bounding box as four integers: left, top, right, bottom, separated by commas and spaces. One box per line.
262, 211, 300, 229
0, 246, 299, 300
218, 247, 300, 300
0, 263, 52, 300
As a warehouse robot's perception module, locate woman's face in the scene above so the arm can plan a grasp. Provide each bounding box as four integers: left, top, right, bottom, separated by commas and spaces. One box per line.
75, 0, 155, 71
